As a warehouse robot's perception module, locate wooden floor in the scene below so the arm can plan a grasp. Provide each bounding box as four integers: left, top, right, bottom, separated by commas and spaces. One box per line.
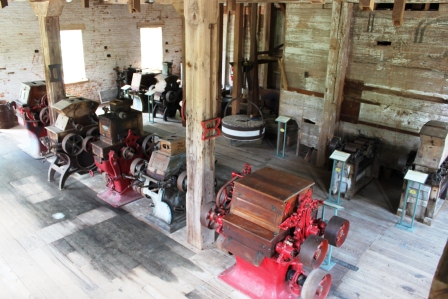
0, 113, 446, 299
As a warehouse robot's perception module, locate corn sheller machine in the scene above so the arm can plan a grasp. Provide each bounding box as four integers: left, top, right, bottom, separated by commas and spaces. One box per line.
89, 98, 187, 232
201, 166, 350, 299
40, 98, 99, 190
398, 120, 448, 225
130, 135, 187, 232
90, 98, 154, 207
11, 81, 49, 158
328, 135, 380, 199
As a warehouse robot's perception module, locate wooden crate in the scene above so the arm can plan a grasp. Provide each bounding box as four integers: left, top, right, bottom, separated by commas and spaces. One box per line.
230, 167, 314, 233
221, 167, 315, 265
159, 136, 185, 156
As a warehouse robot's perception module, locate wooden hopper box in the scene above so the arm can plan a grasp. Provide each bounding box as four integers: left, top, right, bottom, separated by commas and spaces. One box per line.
221, 167, 314, 265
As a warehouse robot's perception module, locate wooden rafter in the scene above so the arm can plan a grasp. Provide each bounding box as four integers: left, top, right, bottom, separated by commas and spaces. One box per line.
392, 0, 406, 26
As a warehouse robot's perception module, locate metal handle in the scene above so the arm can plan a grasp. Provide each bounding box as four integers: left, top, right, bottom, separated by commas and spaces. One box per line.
223, 97, 264, 123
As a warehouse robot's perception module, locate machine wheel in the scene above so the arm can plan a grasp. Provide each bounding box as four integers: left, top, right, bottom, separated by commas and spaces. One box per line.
39, 107, 50, 126
130, 158, 145, 176
76, 151, 95, 169
176, 171, 187, 192
82, 135, 98, 153
328, 136, 341, 154
301, 269, 332, 299
324, 216, 350, 247
166, 90, 177, 103
86, 127, 99, 136
299, 235, 329, 269
142, 134, 159, 158
62, 133, 84, 156
200, 201, 218, 229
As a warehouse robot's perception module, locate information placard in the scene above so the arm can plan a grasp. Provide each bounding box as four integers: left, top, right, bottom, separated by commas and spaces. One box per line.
329, 150, 350, 162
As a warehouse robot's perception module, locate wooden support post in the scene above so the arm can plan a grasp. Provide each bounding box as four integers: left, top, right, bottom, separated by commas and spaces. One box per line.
1, 0, 8, 9
248, 3, 259, 115
82, 0, 89, 8
259, 3, 271, 88
231, 3, 244, 115
392, 0, 406, 27
30, 0, 66, 124
227, 0, 236, 12
128, 0, 141, 13
217, 4, 224, 117
278, 57, 288, 91
316, 0, 353, 168
184, 0, 220, 249
359, 0, 374, 11
181, 16, 186, 127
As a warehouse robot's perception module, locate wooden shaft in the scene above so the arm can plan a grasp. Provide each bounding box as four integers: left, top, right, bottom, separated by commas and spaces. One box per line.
231, 3, 244, 115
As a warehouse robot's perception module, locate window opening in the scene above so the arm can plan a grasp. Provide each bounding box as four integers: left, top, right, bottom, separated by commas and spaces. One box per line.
141, 27, 163, 73
60, 30, 87, 84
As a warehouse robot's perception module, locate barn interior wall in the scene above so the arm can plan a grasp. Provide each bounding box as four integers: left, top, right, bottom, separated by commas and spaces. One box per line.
0, 1, 182, 101
280, 3, 448, 169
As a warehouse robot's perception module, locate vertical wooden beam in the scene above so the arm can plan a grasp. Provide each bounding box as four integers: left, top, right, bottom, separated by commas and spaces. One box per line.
392, 0, 406, 27
31, 0, 66, 124
260, 3, 271, 88
82, 0, 89, 9
1, 0, 8, 9
231, 3, 244, 115
128, 0, 140, 13
221, 7, 229, 91
217, 3, 224, 117
184, 0, 220, 249
359, 0, 374, 11
181, 16, 186, 127
248, 3, 259, 114
227, 0, 235, 12
316, 0, 353, 168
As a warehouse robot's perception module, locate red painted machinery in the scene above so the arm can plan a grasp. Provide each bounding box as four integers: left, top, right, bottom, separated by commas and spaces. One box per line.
11, 81, 49, 158
201, 166, 350, 299
91, 98, 158, 207
40, 98, 99, 190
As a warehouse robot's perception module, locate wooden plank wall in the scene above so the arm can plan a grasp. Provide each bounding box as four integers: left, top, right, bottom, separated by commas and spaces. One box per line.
343, 7, 448, 167
279, 4, 332, 147
280, 4, 448, 167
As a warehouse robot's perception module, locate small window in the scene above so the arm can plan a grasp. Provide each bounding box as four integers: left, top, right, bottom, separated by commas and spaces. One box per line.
60, 30, 87, 84
141, 27, 163, 73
